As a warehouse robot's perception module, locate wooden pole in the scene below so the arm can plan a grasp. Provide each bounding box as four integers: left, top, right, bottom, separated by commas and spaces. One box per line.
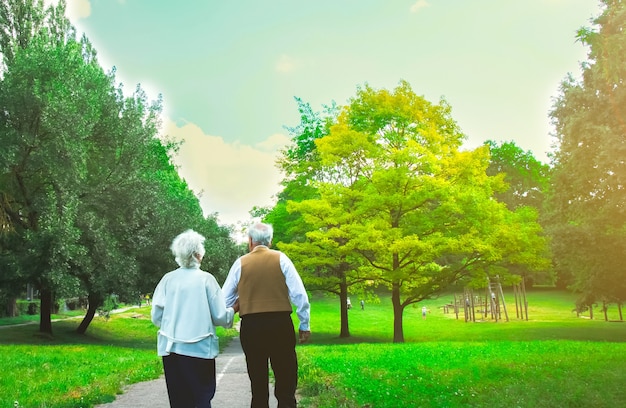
498, 280, 509, 322
467, 289, 476, 322
513, 284, 520, 319
522, 278, 528, 321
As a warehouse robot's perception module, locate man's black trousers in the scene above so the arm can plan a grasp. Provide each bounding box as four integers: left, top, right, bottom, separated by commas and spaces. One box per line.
240, 312, 298, 408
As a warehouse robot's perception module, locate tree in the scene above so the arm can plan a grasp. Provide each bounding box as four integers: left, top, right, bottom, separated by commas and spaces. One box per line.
485, 140, 550, 211
485, 140, 553, 286
0, 0, 108, 334
72, 84, 168, 334
547, 0, 626, 309
286, 81, 550, 342
0, 0, 47, 70
270, 97, 374, 338
280, 110, 376, 337
265, 97, 338, 244
0, 0, 242, 334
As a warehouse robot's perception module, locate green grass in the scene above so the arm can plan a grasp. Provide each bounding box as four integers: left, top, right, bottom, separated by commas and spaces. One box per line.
0, 307, 239, 408
2, 290, 625, 407
0, 309, 87, 326
296, 290, 626, 407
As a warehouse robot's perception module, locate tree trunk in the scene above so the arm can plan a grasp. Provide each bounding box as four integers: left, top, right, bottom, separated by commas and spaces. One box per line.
39, 288, 53, 335
76, 292, 102, 334
392, 282, 404, 343
6, 297, 18, 317
339, 280, 350, 338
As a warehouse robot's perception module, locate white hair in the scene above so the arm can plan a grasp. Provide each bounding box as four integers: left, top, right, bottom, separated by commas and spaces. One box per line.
170, 229, 206, 268
248, 223, 273, 246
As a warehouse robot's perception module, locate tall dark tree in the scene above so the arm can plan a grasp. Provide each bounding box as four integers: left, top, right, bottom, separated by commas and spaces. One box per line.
485, 140, 550, 211
485, 140, 553, 286
547, 0, 626, 308
72, 84, 167, 334
0, 0, 106, 334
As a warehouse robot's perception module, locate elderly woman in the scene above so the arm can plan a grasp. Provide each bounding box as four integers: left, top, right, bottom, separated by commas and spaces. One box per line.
151, 229, 238, 408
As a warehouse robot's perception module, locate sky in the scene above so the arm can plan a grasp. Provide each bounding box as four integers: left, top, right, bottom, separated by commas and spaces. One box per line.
61, 0, 603, 227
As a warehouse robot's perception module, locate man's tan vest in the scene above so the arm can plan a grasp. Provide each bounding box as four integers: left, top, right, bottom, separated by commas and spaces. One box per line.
238, 246, 292, 316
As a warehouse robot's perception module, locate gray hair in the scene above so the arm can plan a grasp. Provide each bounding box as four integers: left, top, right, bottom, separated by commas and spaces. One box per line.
248, 223, 273, 246
170, 229, 206, 268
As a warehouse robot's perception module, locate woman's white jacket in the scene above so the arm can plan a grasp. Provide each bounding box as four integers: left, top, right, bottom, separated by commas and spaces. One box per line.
151, 267, 234, 359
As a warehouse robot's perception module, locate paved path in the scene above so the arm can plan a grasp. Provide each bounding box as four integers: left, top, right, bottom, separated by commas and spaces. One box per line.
95, 324, 278, 408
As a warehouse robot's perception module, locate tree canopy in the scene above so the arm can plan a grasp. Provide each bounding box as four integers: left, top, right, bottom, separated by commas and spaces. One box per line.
547, 0, 626, 308
485, 140, 550, 212
281, 81, 550, 342
0, 0, 240, 333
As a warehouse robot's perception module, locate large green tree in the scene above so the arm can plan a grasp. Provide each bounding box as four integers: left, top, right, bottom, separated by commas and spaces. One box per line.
71, 84, 168, 334
0, 0, 108, 333
547, 0, 626, 310
286, 81, 550, 342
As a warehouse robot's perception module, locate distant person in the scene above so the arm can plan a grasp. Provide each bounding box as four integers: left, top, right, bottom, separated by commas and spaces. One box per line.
360, 299, 365, 310
151, 229, 237, 408
422, 306, 428, 319
347, 297, 352, 310
222, 222, 310, 408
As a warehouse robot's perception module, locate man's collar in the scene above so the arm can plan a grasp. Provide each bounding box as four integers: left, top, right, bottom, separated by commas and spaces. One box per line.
251, 245, 269, 252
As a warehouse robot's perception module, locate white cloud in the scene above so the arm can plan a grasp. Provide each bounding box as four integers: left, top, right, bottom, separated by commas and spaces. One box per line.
256, 133, 291, 152
161, 119, 287, 227
275, 54, 296, 73
46, 0, 91, 20
410, 0, 430, 13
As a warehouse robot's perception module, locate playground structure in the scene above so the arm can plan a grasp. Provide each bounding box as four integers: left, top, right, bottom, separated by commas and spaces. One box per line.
442, 276, 529, 322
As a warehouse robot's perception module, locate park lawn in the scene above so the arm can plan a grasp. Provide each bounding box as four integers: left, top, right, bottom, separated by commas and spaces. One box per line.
0, 309, 88, 326
1, 290, 625, 407
0, 307, 238, 408
296, 290, 626, 407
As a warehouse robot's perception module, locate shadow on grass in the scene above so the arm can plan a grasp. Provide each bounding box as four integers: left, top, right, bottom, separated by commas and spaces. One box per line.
0, 310, 156, 350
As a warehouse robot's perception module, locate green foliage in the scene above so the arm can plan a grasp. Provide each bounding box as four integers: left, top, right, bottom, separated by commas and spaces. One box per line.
0, 0, 241, 334
0, 0, 106, 333
282, 81, 550, 342
96, 294, 119, 320
482, 141, 553, 286
547, 1, 626, 301
266, 97, 338, 245
484, 140, 550, 211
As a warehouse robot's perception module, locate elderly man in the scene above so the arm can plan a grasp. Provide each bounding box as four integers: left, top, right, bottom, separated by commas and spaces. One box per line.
222, 222, 311, 408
